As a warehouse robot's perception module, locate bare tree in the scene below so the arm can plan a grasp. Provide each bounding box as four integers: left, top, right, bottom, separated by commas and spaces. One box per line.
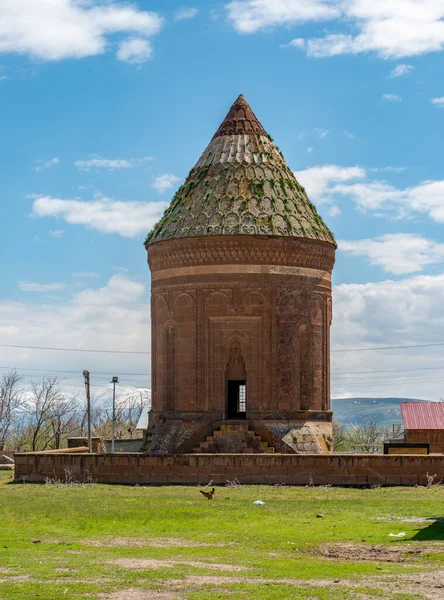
26, 377, 80, 451
92, 393, 144, 441
0, 370, 23, 449
332, 418, 392, 453
331, 420, 349, 452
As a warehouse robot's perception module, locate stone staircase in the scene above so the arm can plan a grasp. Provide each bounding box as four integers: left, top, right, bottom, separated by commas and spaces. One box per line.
193, 424, 275, 454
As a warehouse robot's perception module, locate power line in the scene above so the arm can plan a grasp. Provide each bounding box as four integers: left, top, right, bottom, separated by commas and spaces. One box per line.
1, 362, 443, 379
0, 344, 151, 355
332, 375, 444, 387
332, 342, 444, 353
2, 340, 444, 355
332, 366, 444, 378
0, 365, 150, 377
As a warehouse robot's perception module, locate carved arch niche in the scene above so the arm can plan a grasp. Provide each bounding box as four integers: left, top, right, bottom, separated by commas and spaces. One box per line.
164, 321, 177, 412
225, 335, 247, 381
204, 291, 232, 317
242, 290, 268, 316
173, 292, 197, 410
299, 322, 312, 410
153, 295, 171, 412
311, 294, 324, 411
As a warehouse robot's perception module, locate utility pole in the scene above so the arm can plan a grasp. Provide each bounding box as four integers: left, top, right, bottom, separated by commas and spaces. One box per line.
83, 370, 92, 453
111, 376, 119, 453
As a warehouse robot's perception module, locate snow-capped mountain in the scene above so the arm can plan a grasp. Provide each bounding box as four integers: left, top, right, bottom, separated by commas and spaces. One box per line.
89, 384, 151, 408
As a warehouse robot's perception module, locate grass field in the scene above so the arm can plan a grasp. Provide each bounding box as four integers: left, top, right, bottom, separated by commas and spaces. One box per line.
0, 471, 443, 599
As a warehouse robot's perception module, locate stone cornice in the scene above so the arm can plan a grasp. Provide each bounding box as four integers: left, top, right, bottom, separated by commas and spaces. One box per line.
148, 235, 335, 274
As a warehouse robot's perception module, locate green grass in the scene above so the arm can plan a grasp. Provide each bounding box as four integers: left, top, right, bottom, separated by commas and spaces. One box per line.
0, 471, 443, 599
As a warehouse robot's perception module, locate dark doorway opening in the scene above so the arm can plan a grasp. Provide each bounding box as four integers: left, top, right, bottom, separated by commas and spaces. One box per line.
227, 380, 247, 419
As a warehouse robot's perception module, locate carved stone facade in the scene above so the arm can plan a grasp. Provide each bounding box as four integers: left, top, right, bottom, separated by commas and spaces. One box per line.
145, 95, 336, 454
146, 236, 335, 454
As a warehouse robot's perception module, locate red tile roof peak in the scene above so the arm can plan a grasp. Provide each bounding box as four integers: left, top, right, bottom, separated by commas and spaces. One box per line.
212, 94, 267, 139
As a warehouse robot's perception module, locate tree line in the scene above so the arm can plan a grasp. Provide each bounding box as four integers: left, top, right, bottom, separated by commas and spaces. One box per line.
0, 370, 144, 452
1, 369, 400, 453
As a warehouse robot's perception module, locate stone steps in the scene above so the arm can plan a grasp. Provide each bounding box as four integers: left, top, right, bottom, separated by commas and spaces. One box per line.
193, 424, 275, 454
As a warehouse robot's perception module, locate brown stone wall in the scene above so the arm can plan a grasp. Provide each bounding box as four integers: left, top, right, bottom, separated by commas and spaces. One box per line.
14, 452, 444, 487
405, 430, 444, 453
148, 235, 334, 419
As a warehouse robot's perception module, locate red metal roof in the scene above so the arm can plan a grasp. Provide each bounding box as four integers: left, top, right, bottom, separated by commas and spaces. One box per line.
401, 402, 444, 430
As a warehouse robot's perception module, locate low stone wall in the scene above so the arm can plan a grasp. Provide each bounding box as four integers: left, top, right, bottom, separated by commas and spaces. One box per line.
13, 452, 444, 486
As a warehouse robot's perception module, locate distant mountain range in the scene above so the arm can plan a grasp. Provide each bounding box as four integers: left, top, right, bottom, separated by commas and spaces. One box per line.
331, 397, 425, 426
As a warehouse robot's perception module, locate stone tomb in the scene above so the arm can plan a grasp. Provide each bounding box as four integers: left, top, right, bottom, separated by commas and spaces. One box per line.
144, 95, 336, 455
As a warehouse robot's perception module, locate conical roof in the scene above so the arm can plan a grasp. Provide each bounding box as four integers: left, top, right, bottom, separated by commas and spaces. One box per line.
146, 95, 335, 245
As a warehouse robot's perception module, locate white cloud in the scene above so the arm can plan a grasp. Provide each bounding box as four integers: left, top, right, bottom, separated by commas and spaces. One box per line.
339, 234, 444, 275
314, 128, 329, 138
230, 1, 444, 60
282, 38, 305, 49
49, 229, 65, 239
74, 157, 152, 170
19, 282, 66, 293
369, 166, 406, 173
174, 8, 199, 21
294, 164, 366, 202
383, 93, 402, 102
295, 164, 444, 224
152, 174, 181, 193
226, 0, 339, 34
306, 147, 313, 153
390, 63, 415, 77
332, 273, 444, 399
344, 131, 356, 140
0, 275, 150, 391
73, 274, 145, 307
332, 178, 444, 222
431, 97, 444, 108
0, 1, 163, 62
328, 205, 341, 217
31, 195, 168, 238
34, 158, 60, 172
117, 38, 153, 64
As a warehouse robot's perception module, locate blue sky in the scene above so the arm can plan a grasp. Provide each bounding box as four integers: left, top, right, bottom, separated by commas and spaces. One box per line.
2, 0, 444, 400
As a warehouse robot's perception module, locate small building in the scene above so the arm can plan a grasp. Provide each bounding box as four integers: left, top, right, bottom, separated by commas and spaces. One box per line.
401, 402, 444, 454
144, 95, 336, 455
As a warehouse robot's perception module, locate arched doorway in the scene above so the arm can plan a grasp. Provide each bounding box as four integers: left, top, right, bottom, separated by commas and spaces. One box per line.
225, 338, 247, 419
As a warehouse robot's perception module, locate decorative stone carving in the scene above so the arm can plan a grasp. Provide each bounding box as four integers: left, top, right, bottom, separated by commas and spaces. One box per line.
145, 95, 336, 455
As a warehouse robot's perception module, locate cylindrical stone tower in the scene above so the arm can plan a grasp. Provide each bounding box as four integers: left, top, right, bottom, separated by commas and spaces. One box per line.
145, 95, 336, 454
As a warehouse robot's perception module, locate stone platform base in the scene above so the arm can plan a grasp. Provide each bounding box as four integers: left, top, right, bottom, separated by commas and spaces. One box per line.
145, 413, 332, 455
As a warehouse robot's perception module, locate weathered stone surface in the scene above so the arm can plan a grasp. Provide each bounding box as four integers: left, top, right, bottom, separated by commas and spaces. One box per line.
146, 95, 335, 245
145, 95, 336, 455
14, 452, 444, 486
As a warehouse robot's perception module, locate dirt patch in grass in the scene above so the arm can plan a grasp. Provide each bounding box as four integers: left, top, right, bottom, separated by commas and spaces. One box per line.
98, 589, 180, 600
170, 571, 444, 599
111, 559, 249, 572
306, 542, 444, 563
358, 569, 444, 600
81, 537, 220, 548
0, 575, 31, 583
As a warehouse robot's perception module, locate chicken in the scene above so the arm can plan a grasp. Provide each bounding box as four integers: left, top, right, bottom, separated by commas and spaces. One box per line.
200, 487, 215, 500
